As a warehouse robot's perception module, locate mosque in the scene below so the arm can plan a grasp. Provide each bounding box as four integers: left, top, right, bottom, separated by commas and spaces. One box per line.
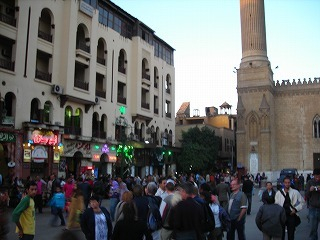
236, 0, 320, 180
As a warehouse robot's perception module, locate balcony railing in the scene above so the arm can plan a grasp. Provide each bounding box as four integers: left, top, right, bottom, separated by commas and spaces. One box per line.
166, 88, 171, 94
64, 127, 81, 135
154, 108, 159, 114
97, 57, 105, 65
118, 66, 126, 74
166, 112, 172, 118
35, 69, 52, 82
141, 102, 150, 109
92, 130, 106, 139
0, 13, 16, 27
38, 30, 52, 43
96, 89, 106, 98
117, 96, 126, 104
142, 72, 150, 80
0, 59, 14, 71
76, 41, 90, 53
74, 80, 89, 91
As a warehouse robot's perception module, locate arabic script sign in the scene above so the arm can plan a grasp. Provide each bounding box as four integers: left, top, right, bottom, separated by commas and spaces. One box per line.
0, 132, 16, 142
62, 141, 91, 158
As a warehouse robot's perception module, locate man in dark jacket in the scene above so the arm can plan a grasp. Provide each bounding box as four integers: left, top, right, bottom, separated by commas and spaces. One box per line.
171, 182, 204, 240
80, 194, 112, 240
305, 168, 320, 240
242, 175, 254, 215
261, 182, 276, 204
256, 196, 286, 240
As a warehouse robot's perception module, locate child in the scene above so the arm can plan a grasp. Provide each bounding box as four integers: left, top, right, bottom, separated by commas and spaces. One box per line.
50, 186, 66, 226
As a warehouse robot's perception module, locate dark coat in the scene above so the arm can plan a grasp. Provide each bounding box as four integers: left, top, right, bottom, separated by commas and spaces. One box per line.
261, 188, 276, 204
80, 207, 112, 240
255, 203, 286, 238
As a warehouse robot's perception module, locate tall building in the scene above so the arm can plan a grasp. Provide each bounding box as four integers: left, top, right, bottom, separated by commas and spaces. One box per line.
237, 0, 319, 180
0, 0, 175, 180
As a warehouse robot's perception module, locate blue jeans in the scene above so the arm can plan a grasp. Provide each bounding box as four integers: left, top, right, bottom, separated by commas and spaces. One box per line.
227, 218, 246, 240
309, 207, 320, 240
109, 197, 119, 221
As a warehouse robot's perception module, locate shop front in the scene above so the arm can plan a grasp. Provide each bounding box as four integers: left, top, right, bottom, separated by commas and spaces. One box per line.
22, 128, 63, 179
60, 140, 91, 178
91, 143, 117, 178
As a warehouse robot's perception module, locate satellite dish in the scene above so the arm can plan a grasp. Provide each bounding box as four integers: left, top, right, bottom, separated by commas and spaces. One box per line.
8, 162, 16, 168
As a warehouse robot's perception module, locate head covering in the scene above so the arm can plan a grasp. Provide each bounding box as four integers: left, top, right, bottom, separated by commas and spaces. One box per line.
313, 168, 320, 175
166, 179, 175, 185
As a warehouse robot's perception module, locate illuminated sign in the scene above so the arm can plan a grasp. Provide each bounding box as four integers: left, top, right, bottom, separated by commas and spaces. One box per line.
24, 149, 31, 162
32, 130, 58, 146
32, 146, 48, 163
92, 154, 100, 162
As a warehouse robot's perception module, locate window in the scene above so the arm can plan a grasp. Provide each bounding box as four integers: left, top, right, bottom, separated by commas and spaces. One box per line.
313, 115, 320, 138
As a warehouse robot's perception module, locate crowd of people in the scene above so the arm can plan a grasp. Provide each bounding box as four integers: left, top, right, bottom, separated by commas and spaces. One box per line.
1, 169, 320, 240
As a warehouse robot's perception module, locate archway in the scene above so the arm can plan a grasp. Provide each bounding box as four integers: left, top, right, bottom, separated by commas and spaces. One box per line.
66, 151, 83, 178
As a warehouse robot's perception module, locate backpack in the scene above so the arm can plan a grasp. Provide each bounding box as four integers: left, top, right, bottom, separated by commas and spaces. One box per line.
147, 196, 162, 231
219, 206, 231, 232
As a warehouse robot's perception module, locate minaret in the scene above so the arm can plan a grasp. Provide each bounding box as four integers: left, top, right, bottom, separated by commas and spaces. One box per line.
240, 0, 269, 67
237, 0, 275, 176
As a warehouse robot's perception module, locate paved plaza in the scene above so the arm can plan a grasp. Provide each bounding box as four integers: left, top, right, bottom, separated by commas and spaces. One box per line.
6, 188, 316, 240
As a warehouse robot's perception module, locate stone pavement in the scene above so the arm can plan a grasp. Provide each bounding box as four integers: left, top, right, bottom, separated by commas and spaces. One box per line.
5, 188, 317, 240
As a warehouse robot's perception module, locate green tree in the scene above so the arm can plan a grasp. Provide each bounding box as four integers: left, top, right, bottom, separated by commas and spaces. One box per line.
178, 126, 218, 172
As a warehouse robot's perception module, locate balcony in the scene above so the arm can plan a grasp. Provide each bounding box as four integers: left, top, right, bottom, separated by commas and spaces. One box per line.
166, 88, 171, 94
74, 79, 89, 91
64, 127, 81, 135
166, 112, 171, 118
141, 102, 150, 109
95, 89, 106, 98
35, 69, 52, 82
0, 59, 14, 71
154, 108, 159, 114
38, 30, 52, 43
97, 57, 105, 65
117, 96, 126, 104
118, 66, 126, 74
76, 41, 90, 53
0, 13, 16, 27
142, 72, 150, 80
92, 130, 106, 139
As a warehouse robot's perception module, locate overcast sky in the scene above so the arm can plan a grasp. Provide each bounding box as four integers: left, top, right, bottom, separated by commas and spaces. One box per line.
112, 0, 320, 116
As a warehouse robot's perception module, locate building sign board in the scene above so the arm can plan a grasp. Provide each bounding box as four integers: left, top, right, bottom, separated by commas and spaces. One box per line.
0, 132, 16, 142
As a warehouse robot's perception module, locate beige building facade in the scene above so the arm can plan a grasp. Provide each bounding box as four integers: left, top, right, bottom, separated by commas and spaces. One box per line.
237, 0, 319, 181
0, 0, 175, 179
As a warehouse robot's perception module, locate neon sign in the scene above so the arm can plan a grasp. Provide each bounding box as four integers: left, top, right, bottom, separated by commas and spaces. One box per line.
32, 131, 58, 146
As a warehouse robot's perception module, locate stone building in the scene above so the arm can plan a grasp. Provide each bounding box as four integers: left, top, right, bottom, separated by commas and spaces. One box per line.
176, 102, 236, 171
0, 0, 175, 180
237, 0, 319, 180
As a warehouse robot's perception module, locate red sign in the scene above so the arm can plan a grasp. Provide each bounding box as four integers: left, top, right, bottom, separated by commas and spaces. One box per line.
33, 133, 58, 145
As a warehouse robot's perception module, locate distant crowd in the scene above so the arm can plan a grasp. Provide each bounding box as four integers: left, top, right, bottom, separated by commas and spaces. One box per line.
1, 169, 320, 240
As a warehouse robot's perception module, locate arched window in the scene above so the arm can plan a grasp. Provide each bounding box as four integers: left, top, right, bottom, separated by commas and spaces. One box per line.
64, 106, 72, 128
313, 115, 320, 138
30, 99, 40, 122
44, 101, 52, 123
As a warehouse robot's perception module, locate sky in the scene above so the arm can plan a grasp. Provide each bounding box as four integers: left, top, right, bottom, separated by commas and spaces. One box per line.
112, 0, 320, 116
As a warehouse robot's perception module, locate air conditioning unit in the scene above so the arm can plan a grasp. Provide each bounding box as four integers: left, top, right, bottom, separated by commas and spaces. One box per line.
52, 85, 63, 95
95, 97, 100, 105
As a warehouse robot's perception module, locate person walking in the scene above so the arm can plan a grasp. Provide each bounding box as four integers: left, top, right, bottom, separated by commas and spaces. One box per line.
80, 194, 113, 240
305, 168, 320, 240
216, 177, 230, 212
261, 182, 276, 205
108, 177, 120, 221
227, 179, 248, 240
255, 196, 286, 240
12, 181, 37, 240
155, 177, 168, 200
114, 190, 133, 223
0, 186, 10, 240
242, 175, 254, 215
275, 176, 305, 240
112, 202, 151, 240
171, 182, 204, 240
34, 176, 46, 214
50, 186, 66, 227
66, 188, 85, 230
